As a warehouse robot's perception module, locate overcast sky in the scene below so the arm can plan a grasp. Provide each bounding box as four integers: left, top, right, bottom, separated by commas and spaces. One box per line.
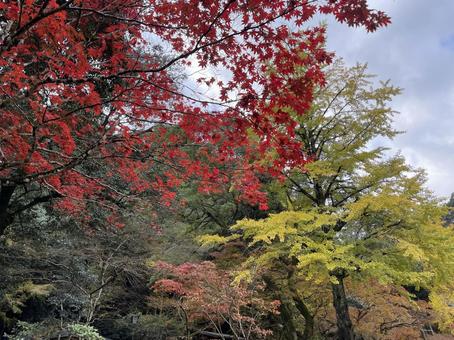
320, 0, 454, 198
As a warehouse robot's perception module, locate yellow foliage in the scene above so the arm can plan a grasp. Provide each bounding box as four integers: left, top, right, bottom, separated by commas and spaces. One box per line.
3, 281, 53, 315
197, 234, 237, 247
232, 269, 253, 285
396, 239, 428, 262
430, 290, 454, 334
200, 60, 454, 335
17, 281, 53, 297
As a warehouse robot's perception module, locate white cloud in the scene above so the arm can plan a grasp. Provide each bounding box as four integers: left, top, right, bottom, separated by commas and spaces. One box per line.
321, 0, 454, 198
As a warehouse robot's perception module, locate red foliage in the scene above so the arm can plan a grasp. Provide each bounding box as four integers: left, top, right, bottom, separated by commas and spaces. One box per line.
152, 261, 280, 337
0, 0, 390, 225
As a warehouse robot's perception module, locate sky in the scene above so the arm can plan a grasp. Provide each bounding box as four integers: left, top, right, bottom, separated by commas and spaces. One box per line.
320, 0, 454, 198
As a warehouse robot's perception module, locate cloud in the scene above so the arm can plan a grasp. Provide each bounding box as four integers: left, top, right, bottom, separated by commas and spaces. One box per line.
320, 0, 454, 198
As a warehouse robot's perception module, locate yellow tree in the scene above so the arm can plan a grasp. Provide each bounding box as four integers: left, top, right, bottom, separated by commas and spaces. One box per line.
201, 61, 454, 339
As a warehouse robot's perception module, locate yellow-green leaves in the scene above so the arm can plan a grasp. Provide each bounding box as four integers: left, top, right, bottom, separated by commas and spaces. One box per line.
197, 234, 239, 247
232, 210, 337, 246
3, 282, 53, 315
430, 290, 454, 333
304, 160, 339, 178
396, 239, 428, 262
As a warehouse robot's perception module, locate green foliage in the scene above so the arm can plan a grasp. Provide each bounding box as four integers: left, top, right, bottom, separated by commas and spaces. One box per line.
2, 281, 53, 316
10, 320, 63, 340
67, 323, 104, 340
10, 321, 43, 340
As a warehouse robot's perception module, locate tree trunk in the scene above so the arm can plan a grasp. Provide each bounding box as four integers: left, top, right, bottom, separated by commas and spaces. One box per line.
263, 274, 304, 340
278, 296, 300, 340
0, 184, 15, 236
331, 274, 355, 340
289, 286, 314, 339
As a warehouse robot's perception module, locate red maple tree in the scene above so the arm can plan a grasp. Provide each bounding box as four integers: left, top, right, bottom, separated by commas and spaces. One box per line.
0, 0, 390, 233
152, 261, 280, 338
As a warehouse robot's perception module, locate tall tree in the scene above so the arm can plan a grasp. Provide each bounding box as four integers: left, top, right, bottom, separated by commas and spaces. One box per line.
201, 61, 454, 339
0, 1, 390, 235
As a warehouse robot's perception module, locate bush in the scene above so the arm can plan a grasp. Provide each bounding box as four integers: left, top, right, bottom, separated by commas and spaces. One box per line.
67, 323, 104, 340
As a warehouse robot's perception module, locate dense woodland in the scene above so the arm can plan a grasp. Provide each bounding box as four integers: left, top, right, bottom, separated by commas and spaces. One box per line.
0, 1, 453, 339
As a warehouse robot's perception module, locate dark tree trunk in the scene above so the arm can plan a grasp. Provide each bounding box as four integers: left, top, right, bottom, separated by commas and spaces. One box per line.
289, 285, 314, 339
278, 295, 300, 340
0, 184, 15, 236
263, 273, 310, 340
263, 275, 300, 339
331, 274, 355, 340
293, 296, 314, 339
